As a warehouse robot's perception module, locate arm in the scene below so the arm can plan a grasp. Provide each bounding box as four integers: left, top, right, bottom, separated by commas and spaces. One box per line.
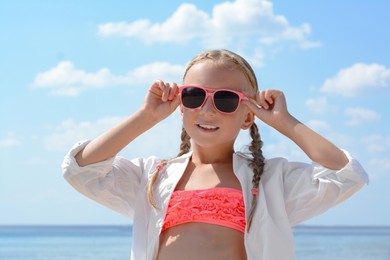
243, 89, 348, 170
76, 81, 180, 166
263, 155, 368, 226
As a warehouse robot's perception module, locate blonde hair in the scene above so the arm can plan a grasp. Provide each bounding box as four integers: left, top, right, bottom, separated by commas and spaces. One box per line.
147, 49, 265, 232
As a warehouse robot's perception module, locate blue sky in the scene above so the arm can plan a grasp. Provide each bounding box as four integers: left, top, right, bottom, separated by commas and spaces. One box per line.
1, 0, 389, 226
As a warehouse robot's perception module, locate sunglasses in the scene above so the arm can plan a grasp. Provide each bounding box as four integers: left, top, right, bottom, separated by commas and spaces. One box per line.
179, 85, 247, 114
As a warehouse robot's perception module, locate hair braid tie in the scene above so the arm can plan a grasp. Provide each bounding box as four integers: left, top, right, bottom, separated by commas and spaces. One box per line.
251, 188, 259, 196
147, 127, 191, 209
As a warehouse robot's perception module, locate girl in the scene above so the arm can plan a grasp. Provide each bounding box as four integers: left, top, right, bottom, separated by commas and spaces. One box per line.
62, 49, 368, 260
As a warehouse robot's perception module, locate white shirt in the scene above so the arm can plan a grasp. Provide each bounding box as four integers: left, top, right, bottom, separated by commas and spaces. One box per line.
62, 140, 368, 260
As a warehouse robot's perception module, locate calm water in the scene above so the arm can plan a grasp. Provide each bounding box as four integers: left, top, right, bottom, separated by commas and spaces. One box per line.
294, 226, 390, 260
1, 225, 390, 259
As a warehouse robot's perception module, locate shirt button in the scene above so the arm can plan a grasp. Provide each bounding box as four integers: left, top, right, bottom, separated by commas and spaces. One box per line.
166, 183, 173, 190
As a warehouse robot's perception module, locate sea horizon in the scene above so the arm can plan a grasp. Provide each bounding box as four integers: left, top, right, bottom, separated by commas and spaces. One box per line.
1, 224, 390, 259
2, 224, 390, 237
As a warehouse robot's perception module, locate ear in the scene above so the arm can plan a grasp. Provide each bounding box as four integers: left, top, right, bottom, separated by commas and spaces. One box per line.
241, 110, 254, 130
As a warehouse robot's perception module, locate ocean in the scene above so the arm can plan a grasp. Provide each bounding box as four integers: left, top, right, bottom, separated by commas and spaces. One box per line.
1, 225, 389, 259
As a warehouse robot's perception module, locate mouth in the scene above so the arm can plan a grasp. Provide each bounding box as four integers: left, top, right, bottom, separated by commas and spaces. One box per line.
197, 124, 219, 131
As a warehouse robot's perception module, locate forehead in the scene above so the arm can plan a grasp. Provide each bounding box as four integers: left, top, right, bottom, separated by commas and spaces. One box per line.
183, 62, 250, 91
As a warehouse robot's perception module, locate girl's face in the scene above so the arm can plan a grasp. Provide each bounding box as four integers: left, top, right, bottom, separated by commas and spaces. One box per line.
181, 61, 254, 151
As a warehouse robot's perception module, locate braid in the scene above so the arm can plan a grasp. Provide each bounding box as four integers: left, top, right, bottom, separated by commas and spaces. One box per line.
147, 159, 167, 209
147, 127, 191, 209
246, 122, 265, 232
177, 127, 191, 157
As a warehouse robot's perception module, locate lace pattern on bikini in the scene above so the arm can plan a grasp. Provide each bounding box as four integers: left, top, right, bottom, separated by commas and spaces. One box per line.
162, 187, 246, 233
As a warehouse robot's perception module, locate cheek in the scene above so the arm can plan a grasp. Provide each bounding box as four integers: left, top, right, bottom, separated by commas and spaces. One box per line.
181, 107, 192, 118
235, 108, 248, 121
179, 104, 184, 114
233, 110, 253, 129
181, 110, 194, 126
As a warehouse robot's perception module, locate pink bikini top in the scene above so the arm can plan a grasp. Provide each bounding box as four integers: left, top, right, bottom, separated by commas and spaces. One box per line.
162, 187, 246, 233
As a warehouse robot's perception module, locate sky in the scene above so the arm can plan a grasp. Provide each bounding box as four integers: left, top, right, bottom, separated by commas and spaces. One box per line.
1, 0, 389, 226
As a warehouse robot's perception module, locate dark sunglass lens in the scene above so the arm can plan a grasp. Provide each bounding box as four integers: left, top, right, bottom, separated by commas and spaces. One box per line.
182, 87, 206, 108
214, 91, 239, 113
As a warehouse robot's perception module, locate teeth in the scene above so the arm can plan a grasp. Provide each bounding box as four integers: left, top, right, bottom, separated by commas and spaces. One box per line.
199, 124, 218, 130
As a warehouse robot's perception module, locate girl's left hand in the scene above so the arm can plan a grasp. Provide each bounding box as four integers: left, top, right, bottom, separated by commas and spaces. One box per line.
243, 89, 292, 129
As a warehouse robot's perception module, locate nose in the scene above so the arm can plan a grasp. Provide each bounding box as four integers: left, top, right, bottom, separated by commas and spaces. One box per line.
200, 96, 217, 115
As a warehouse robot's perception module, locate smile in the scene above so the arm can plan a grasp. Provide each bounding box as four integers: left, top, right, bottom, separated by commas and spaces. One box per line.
197, 124, 219, 131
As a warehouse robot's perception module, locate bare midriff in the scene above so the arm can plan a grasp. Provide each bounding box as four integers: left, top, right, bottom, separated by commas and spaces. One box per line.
157, 222, 246, 260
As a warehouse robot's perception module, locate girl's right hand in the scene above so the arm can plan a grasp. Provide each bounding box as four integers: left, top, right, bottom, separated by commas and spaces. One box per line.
141, 80, 180, 121
75, 80, 179, 166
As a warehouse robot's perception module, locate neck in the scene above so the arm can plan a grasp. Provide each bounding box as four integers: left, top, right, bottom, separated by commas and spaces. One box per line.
191, 144, 234, 165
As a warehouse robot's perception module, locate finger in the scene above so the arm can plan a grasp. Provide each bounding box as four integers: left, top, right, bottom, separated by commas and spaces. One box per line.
168, 83, 179, 101
264, 89, 275, 105
149, 80, 163, 96
161, 82, 170, 102
267, 89, 283, 104
242, 98, 264, 118
257, 91, 269, 110
170, 93, 181, 111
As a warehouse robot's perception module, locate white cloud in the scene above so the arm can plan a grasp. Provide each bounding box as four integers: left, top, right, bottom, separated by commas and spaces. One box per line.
306, 120, 331, 133
0, 133, 22, 148
264, 138, 308, 162
305, 120, 357, 149
361, 134, 390, 153
126, 111, 182, 158
344, 107, 381, 126
42, 112, 183, 158
320, 63, 390, 97
367, 158, 390, 180
305, 120, 356, 149
27, 157, 48, 165
369, 158, 390, 169
43, 117, 124, 152
241, 48, 265, 68
32, 61, 185, 96
305, 96, 328, 114
98, 0, 319, 49
299, 40, 321, 49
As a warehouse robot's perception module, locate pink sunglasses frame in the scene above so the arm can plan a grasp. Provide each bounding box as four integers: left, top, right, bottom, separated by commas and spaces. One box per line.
179, 85, 248, 114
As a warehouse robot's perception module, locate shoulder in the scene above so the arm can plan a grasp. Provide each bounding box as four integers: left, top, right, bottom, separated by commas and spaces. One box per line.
130, 151, 192, 178
233, 151, 291, 174
167, 151, 192, 164
233, 152, 312, 182
234, 151, 289, 165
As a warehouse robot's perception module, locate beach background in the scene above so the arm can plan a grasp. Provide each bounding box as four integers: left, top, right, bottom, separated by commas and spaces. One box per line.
1, 0, 389, 259
1, 225, 390, 259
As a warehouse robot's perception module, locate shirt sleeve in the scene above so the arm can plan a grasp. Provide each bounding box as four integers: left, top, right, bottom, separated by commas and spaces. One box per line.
61, 140, 154, 219
278, 149, 369, 226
